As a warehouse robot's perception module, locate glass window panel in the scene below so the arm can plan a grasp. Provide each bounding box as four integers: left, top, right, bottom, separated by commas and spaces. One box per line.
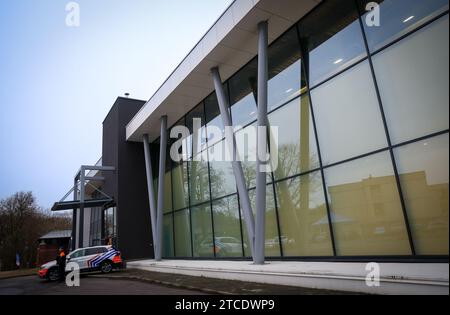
394, 134, 449, 255
372, 15, 449, 144
268, 27, 307, 111
187, 102, 208, 156
191, 204, 214, 257
153, 172, 173, 213
153, 177, 158, 207
230, 59, 258, 129
235, 123, 272, 189
174, 209, 192, 257
269, 95, 320, 180
324, 151, 411, 256
358, 0, 449, 52
163, 171, 172, 213
298, 0, 367, 87
189, 155, 210, 206
205, 90, 228, 147
172, 163, 189, 210
212, 195, 244, 257
208, 140, 237, 199
163, 214, 174, 257
242, 186, 281, 257
170, 117, 191, 161
276, 172, 333, 256
232, 94, 257, 130
311, 61, 388, 165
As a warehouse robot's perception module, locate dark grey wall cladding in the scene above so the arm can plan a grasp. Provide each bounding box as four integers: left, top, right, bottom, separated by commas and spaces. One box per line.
103, 97, 153, 260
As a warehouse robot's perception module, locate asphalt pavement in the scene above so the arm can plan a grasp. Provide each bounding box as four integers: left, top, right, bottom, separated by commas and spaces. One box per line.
0, 275, 207, 295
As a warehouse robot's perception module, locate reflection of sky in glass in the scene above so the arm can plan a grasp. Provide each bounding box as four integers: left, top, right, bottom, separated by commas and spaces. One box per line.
308, 20, 366, 87
311, 62, 387, 165
372, 15, 449, 144
268, 61, 302, 111
231, 94, 257, 129
362, 0, 449, 52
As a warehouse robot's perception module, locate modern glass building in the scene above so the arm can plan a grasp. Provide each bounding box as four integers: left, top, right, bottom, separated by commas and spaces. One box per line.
55, 0, 448, 273
127, 0, 449, 261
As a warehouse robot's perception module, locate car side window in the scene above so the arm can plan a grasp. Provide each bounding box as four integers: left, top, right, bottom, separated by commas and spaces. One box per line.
70, 250, 85, 258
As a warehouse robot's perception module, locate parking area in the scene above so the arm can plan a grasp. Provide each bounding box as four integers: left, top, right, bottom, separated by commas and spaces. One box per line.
0, 274, 207, 295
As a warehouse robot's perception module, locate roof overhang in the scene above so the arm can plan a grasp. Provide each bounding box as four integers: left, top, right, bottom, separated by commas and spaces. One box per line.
51, 198, 114, 211
126, 0, 321, 142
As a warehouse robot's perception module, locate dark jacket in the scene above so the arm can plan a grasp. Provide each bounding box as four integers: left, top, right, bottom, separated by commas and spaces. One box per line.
56, 251, 66, 267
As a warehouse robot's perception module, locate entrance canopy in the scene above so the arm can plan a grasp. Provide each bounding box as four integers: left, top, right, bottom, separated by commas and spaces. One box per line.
51, 160, 116, 250
51, 198, 114, 211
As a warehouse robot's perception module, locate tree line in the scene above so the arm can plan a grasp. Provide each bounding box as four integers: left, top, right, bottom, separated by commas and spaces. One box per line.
0, 192, 71, 271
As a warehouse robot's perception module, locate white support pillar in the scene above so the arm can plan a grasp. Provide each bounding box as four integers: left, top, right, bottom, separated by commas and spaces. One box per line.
79, 166, 85, 249
72, 178, 77, 250
211, 67, 256, 260
143, 134, 158, 258
255, 21, 269, 265
156, 116, 168, 261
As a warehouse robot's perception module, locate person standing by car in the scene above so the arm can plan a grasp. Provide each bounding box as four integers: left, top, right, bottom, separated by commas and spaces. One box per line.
56, 247, 66, 281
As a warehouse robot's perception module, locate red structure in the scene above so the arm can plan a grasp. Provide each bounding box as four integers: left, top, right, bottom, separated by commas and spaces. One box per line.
36, 230, 71, 267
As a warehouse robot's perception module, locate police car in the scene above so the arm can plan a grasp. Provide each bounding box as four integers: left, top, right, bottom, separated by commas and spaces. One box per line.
38, 245, 123, 281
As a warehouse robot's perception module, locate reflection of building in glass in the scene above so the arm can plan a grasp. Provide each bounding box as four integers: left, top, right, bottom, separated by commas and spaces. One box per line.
399, 172, 449, 254
328, 172, 448, 256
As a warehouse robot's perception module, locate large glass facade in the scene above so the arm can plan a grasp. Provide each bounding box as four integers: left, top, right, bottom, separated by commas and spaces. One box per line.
156, 1, 449, 260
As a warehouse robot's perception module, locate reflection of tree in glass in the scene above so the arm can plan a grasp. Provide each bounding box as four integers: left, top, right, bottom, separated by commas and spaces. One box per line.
208, 165, 227, 198
189, 160, 210, 205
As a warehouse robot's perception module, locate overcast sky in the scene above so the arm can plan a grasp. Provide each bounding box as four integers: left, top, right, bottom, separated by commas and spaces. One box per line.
0, 0, 233, 208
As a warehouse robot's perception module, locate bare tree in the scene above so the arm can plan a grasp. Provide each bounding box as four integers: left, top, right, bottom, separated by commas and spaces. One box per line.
0, 192, 71, 271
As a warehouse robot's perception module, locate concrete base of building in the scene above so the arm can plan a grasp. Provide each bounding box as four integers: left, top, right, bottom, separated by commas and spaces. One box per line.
126, 260, 449, 295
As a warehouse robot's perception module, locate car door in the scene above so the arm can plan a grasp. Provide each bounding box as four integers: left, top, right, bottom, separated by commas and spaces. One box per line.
83, 247, 107, 270
66, 249, 85, 271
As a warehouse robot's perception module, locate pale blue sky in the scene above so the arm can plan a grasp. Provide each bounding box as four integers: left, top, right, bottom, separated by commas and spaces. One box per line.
0, 0, 233, 208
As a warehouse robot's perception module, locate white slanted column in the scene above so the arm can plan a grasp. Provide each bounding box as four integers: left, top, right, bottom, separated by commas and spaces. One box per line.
79, 166, 85, 249
142, 115, 168, 262
143, 134, 158, 260
211, 67, 256, 262
255, 21, 269, 265
156, 116, 168, 261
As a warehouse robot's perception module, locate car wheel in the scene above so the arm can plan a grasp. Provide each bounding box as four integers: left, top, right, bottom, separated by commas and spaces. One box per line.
47, 267, 60, 282
100, 261, 113, 273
